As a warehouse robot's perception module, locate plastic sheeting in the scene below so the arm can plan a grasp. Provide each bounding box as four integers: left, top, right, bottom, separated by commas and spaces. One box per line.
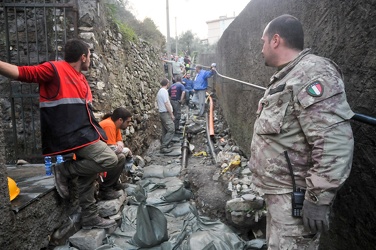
96, 164, 266, 250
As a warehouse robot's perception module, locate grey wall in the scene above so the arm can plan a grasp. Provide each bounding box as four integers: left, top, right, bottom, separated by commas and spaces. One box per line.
212, 0, 376, 249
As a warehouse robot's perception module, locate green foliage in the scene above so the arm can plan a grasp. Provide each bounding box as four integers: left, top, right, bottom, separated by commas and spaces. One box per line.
137, 17, 166, 50
105, 3, 137, 43
105, 1, 165, 49
168, 30, 216, 58
104, 1, 214, 57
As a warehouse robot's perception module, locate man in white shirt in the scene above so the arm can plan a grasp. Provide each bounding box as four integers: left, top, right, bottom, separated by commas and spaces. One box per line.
156, 78, 175, 154
163, 56, 185, 80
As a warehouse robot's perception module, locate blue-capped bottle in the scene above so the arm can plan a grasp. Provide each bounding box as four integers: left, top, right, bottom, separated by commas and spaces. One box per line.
56, 155, 64, 164
44, 156, 52, 176
124, 156, 134, 172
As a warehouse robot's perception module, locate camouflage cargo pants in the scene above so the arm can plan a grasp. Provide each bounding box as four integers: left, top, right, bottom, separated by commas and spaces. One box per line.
265, 193, 320, 250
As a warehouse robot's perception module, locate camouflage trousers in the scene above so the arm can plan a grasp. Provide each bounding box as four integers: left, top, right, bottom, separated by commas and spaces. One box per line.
265, 193, 320, 250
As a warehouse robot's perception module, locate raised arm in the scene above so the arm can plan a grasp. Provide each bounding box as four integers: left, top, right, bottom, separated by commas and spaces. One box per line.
0, 60, 19, 79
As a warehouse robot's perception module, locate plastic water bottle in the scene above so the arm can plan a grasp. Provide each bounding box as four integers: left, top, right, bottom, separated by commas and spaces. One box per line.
56, 155, 64, 164
44, 156, 52, 176
124, 157, 134, 172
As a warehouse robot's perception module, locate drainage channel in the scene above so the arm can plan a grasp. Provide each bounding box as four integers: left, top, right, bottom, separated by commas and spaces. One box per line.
47, 98, 266, 249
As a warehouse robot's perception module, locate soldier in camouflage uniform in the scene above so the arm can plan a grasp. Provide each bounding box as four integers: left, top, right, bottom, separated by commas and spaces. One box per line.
249, 14, 354, 249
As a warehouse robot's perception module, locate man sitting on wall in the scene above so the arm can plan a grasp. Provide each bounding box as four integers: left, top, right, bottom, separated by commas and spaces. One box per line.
99, 107, 133, 194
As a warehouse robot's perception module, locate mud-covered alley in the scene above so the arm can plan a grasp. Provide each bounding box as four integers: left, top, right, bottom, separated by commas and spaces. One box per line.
6, 102, 267, 250
1, 0, 376, 250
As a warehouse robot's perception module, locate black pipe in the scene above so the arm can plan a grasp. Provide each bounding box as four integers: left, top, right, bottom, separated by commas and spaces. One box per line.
181, 136, 189, 169
352, 113, 376, 127
202, 65, 376, 128
181, 106, 190, 168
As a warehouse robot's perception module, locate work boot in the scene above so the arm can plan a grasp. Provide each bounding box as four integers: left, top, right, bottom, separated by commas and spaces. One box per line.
81, 215, 117, 230
98, 189, 122, 200
52, 163, 70, 199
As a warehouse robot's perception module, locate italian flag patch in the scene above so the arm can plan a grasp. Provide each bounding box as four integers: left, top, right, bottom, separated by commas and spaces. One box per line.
306, 81, 323, 97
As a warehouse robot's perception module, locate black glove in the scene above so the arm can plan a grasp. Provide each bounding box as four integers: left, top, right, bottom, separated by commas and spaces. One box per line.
302, 200, 330, 234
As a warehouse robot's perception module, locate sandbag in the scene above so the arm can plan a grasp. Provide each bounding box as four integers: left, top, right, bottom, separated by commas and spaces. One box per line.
163, 165, 181, 177
168, 202, 191, 218
132, 203, 169, 248
181, 231, 245, 250
143, 165, 166, 178
128, 183, 147, 204
161, 185, 193, 202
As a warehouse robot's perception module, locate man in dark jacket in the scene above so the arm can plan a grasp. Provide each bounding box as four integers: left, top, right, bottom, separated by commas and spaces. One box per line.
168, 75, 186, 132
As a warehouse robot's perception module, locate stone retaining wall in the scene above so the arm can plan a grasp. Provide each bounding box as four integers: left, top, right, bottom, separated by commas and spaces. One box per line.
0, 0, 165, 248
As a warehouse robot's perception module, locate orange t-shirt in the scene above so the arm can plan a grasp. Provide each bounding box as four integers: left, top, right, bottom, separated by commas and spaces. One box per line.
99, 117, 122, 145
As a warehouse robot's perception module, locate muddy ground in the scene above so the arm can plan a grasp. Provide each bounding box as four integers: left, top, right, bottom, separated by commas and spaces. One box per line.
144, 106, 232, 223
142, 102, 258, 241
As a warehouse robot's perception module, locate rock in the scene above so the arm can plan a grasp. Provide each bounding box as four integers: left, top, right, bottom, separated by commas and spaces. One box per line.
241, 168, 251, 176
240, 176, 251, 186
144, 156, 152, 163
212, 173, 220, 181
232, 178, 239, 185
134, 155, 146, 168
97, 191, 127, 217
16, 159, 29, 165
226, 197, 264, 212
69, 229, 106, 250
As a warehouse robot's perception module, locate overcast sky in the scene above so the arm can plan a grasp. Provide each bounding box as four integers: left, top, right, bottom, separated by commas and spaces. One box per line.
126, 0, 251, 39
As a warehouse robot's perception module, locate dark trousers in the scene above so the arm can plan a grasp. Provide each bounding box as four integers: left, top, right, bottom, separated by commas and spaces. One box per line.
99, 152, 125, 191
185, 90, 193, 105
160, 112, 175, 148
170, 100, 181, 131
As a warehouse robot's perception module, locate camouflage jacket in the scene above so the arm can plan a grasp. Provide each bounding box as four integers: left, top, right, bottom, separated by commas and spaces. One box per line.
249, 49, 354, 205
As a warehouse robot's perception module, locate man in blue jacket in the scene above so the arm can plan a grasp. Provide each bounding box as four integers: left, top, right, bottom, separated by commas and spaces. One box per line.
192, 64, 216, 116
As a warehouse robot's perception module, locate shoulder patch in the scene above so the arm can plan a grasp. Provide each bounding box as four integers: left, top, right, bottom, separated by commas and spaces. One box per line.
306, 81, 324, 97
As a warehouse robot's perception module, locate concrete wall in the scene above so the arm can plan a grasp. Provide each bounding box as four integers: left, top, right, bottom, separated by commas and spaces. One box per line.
210, 0, 376, 248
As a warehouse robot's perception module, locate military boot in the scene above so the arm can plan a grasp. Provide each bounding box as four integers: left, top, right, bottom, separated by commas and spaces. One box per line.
97, 189, 123, 200
52, 162, 71, 199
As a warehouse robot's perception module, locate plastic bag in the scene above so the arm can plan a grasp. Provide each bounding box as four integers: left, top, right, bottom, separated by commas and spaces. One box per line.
131, 203, 169, 248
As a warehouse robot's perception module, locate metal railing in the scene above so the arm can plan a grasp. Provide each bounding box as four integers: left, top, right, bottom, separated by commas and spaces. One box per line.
201, 65, 376, 127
